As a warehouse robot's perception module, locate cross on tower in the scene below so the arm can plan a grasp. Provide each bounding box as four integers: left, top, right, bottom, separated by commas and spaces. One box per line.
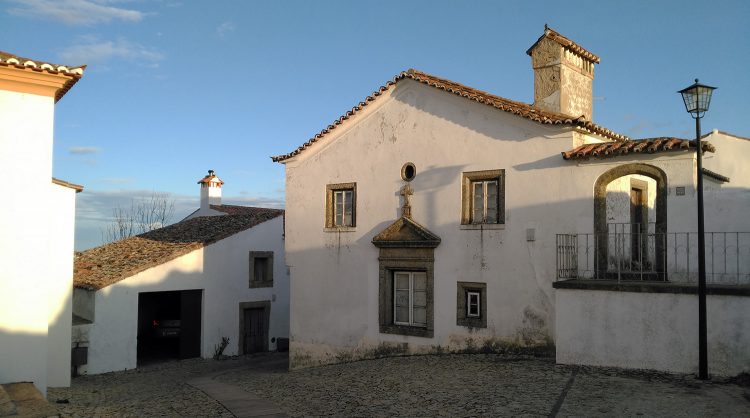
400, 184, 413, 218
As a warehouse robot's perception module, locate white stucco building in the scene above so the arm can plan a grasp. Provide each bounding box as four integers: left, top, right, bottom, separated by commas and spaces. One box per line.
0, 51, 84, 394
72, 172, 289, 375
274, 26, 749, 376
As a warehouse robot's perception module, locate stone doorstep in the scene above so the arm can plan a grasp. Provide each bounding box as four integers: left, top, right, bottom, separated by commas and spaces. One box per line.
0, 383, 58, 418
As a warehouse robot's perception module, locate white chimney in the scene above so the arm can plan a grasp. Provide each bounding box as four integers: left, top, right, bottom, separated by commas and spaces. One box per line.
198, 169, 223, 211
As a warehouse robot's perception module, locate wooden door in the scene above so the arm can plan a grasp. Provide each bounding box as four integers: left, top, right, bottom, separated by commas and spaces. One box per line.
243, 308, 268, 354
179, 290, 202, 359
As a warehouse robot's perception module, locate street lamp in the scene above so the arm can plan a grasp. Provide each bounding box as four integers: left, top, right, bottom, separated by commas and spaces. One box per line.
678, 79, 716, 380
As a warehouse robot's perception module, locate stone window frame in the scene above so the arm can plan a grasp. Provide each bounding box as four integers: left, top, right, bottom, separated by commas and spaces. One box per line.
378, 248, 434, 338
461, 169, 505, 226
456, 282, 487, 328
325, 182, 357, 229
249, 251, 274, 288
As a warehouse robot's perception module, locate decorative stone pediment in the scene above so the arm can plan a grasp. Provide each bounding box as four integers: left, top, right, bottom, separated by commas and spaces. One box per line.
372, 216, 440, 248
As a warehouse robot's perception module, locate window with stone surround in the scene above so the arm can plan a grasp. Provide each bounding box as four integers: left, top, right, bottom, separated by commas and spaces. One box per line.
461, 170, 504, 225
326, 182, 356, 228
456, 282, 487, 328
249, 251, 273, 288
393, 271, 427, 327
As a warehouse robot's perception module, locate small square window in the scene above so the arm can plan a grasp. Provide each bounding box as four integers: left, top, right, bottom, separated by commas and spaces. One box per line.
456, 282, 487, 328
326, 183, 357, 228
462, 170, 504, 225
249, 251, 273, 288
466, 291, 481, 318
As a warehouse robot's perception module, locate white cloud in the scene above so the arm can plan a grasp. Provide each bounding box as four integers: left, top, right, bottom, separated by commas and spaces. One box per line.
69, 146, 100, 155
59, 38, 163, 66
7, 0, 144, 26
216, 21, 235, 38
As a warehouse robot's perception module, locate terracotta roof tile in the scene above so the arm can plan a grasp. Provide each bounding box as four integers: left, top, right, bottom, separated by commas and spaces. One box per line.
271, 69, 629, 162
526, 25, 600, 64
561, 137, 716, 160
702, 168, 730, 183
0, 50, 85, 102
73, 207, 283, 290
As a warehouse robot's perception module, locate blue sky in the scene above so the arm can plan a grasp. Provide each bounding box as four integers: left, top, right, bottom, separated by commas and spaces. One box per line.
2, 0, 749, 250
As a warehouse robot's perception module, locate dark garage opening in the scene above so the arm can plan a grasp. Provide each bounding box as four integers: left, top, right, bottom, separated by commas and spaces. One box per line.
137, 289, 202, 365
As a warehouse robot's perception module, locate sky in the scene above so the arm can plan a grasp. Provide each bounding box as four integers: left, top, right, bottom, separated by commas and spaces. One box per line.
2, 0, 749, 251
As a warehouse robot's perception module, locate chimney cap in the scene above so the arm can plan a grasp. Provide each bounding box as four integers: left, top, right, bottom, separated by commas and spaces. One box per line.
198, 170, 224, 185
526, 24, 600, 64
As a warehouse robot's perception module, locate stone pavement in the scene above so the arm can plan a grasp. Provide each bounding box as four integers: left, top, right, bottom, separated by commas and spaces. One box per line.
48, 352, 749, 417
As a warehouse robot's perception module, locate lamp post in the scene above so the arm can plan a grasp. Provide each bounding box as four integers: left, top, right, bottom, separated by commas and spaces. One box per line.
678, 79, 716, 380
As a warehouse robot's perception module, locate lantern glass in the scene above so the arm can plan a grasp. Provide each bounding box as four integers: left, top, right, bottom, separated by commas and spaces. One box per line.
679, 79, 716, 117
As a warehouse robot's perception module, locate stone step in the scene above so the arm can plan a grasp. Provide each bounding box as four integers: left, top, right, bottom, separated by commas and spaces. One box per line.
0, 383, 58, 417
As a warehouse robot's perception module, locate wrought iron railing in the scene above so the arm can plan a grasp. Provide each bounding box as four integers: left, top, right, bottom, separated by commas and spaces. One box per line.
556, 231, 750, 285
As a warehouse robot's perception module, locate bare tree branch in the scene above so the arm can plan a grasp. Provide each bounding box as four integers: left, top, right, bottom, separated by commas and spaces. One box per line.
101, 192, 175, 243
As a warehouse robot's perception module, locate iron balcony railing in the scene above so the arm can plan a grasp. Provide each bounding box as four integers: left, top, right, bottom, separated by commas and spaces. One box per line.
556, 230, 750, 285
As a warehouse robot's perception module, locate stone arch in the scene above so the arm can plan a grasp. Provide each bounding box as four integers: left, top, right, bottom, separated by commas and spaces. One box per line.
594, 163, 668, 279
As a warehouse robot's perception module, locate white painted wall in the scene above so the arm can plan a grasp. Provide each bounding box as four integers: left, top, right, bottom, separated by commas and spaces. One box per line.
46, 183, 77, 387
82, 216, 287, 375
702, 131, 750, 233
556, 288, 750, 376
0, 88, 77, 395
282, 79, 750, 369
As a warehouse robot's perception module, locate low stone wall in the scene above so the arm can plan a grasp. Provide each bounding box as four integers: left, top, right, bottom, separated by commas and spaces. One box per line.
554, 280, 750, 376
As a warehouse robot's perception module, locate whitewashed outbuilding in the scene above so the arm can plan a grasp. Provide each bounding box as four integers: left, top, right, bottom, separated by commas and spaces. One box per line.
72, 172, 289, 375
0, 51, 84, 395
274, 26, 749, 376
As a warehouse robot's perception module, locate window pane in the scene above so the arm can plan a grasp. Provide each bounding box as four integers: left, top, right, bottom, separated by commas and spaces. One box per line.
395, 289, 410, 306
486, 181, 498, 223
395, 273, 410, 290
413, 272, 427, 291
335, 191, 344, 226
472, 182, 484, 223
254, 258, 267, 282
395, 306, 410, 323
413, 306, 426, 326
467, 292, 480, 317
413, 290, 426, 307
344, 190, 353, 226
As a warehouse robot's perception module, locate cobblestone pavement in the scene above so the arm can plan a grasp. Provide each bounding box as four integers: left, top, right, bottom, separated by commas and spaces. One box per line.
49, 352, 749, 417
48, 354, 282, 417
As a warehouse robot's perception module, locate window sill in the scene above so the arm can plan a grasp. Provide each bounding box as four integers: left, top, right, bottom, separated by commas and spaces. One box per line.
324, 227, 357, 233
249, 281, 274, 289
457, 318, 487, 328
380, 324, 433, 338
459, 223, 505, 230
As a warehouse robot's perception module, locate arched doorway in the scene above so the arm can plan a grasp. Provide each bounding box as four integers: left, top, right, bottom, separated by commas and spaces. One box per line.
594, 164, 667, 280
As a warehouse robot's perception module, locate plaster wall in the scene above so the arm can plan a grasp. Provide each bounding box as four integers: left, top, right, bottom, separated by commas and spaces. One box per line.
46, 184, 77, 387
604, 174, 656, 228
282, 80, 712, 367
0, 89, 56, 394
555, 288, 750, 376
702, 131, 750, 233
83, 216, 287, 374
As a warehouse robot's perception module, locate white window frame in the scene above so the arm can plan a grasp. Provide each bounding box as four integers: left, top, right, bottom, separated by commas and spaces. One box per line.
471, 180, 499, 224
466, 291, 481, 318
334, 189, 354, 227
393, 271, 427, 327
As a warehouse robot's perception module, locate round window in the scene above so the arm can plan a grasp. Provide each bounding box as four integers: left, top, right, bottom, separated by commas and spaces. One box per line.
401, 162, 416, 182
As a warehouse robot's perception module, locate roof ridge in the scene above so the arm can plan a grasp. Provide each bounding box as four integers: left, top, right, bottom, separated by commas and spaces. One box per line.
271, 69, 629, 162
